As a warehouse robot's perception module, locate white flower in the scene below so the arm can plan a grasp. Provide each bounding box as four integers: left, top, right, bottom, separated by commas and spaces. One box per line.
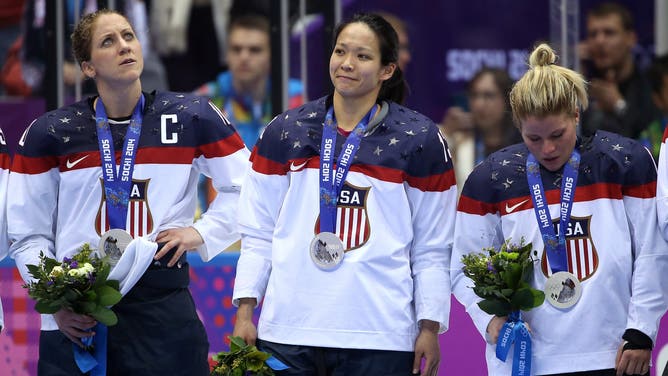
67, 268, 82, 277
81, 263, 95, 274
49, 266, 64, 277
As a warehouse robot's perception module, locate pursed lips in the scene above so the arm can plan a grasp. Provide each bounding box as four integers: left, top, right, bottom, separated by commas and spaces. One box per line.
336, 74, 356, 81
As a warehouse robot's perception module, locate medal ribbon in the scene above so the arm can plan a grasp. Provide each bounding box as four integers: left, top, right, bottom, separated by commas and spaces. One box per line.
73, 323, 107, 376
95, 94, 145, 230
75, 94, 144, 375
495, 311, 532, 376
318, 105, 377, 233
526, 150, 580, 273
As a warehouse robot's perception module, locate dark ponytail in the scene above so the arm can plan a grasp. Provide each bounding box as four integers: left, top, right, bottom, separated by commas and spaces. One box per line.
332, 12, 408, 104
379, 66, 407, 104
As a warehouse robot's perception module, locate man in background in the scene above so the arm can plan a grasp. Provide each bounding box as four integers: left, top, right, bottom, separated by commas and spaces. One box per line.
579, 2, 659, 140
194, 13, 303, 213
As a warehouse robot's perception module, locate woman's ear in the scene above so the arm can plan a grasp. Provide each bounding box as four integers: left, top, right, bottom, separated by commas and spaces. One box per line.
380, 63, 396, 82
81, 61, 95, 79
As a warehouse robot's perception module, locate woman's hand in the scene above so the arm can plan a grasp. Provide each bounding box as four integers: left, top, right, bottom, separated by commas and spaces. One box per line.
53, 308, 97, 347
486, 316, 508, 344
154, 226, 204, 267
233, 298, 258, 346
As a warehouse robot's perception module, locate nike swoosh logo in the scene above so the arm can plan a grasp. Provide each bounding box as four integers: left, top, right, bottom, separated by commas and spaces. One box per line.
289, 160, 309, 171
505, 199, 529, 214
66, 155, 88, 169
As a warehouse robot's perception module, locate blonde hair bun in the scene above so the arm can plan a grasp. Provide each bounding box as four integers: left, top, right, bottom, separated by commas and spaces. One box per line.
529, 43, 557, 68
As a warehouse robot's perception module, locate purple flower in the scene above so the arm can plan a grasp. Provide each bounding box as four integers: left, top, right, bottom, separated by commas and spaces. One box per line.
70, 261, 78, 268
47, 279, 54, 286
63, 257, 71, 264
487, 261, 496, 273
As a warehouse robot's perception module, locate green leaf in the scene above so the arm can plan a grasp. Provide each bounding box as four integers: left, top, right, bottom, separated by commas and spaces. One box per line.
477, 299, 511, 316
34, 300, 60, 314
501, 263, 522, 289
95, 285, 122, 306
229, 336, 247, 352
78, 301, 97, 314
511, 287, 545, 311
26, 264, 40, 276
246, 349, 271, 371
85, 290, 97, 301
94, 264, 110, 287
44, 257, 60, 271
530, 288, 545, 307
500, 289, 514, 297
106, 279, 120, 290
90, 306, 118, 326
64, 289, 79, 303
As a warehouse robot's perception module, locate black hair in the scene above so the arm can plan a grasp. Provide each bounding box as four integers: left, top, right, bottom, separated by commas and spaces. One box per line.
332, 12, 407, 104
587, 2, 635, 31
227, 13, 270, 35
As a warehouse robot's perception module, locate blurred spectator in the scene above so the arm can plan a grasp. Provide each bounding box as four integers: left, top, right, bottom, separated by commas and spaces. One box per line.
195, 13, 303, 147
376, 11, 411, 72
8, 0, 166, 97
150, 0, 230, 91
229, 0, 269, 19
125, 0, 169, 92
0, 0, 25, 96
440, 67, 521, 191
642, 54, 668, 160
19, 0, 98, 97
579, 2, 660, 140
193, 13, 303, 213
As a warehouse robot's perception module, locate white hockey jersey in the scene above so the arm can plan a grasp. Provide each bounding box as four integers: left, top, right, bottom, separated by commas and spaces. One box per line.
232, 97, 457, 351
0, 127, 10, 330
452, 131, 668, 375
655, 125, 668, 240
8, 91, 249, 330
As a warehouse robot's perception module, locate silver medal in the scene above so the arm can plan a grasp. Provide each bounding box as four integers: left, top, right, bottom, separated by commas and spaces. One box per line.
309, 232, 345, 270
98, 229, 133, 266
544, 271, 582, 309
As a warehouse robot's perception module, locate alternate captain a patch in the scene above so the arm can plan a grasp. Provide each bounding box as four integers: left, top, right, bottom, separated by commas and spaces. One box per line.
96, 179, 154, 237
541, 215, 599, 281
315, 182, 371, 251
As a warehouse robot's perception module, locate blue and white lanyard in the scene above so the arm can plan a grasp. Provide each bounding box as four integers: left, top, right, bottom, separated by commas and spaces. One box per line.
318, 105, 376, 233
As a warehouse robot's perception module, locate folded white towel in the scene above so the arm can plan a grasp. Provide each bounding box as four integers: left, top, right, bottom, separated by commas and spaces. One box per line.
108, 237, 158, 296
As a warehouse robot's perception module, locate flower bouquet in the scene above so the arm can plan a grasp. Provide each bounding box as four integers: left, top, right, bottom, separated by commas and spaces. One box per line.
461, 239, 544, 375
210, 336, 275, 376
23, 243, 122, 326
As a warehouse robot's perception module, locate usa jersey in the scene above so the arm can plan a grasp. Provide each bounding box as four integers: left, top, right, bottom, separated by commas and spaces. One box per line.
0, 127, 9, 330
232, 96, 457, 351
451, 131, 668, 374
655, 125, 668, 239
8, 92, 250, 330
